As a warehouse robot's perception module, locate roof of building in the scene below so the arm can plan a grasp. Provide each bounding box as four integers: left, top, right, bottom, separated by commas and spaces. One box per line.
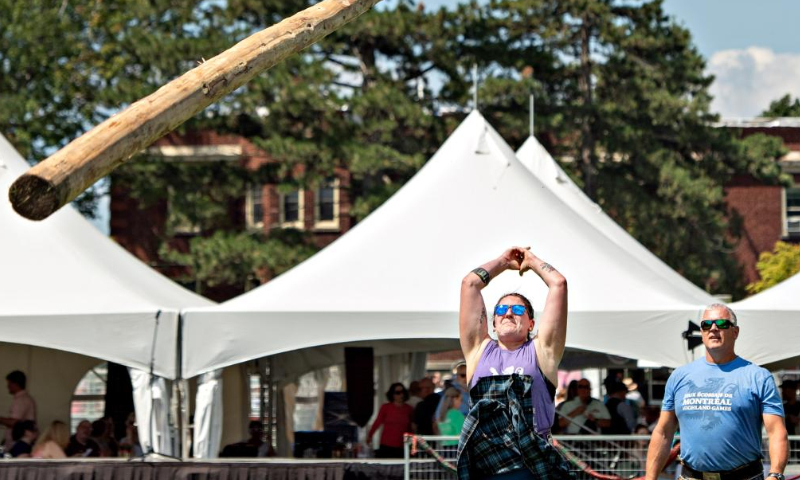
715, 117, 800, 128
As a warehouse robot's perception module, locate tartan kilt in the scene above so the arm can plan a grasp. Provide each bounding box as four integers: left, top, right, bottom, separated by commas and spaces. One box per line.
456, 374, 573, 479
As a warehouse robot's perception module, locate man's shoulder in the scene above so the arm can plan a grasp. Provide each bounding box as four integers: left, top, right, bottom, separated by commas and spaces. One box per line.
717, 356, 771, 382
732, 356, 768, 374
669, 358, 709, 379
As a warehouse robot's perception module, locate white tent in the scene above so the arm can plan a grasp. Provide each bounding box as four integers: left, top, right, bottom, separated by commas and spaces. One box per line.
181, 111, 713, 379
515, 135, 714, 305
729, 272, 800, 366
0, 133, 213, 379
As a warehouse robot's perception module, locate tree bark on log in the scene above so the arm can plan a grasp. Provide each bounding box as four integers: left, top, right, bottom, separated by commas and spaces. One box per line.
9, 0, 382, 221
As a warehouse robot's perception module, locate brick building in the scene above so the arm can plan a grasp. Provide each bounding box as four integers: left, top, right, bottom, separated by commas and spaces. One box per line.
110, 130, 353, 301
110, 119, 800, 299
718, 118, 800, 285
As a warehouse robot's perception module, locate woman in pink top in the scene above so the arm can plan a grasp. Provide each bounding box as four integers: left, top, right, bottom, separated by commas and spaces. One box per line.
32, 421, 69, 459
367, 382, 413, 458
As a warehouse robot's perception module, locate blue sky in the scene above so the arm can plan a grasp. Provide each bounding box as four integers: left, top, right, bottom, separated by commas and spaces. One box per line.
420, 0, 800, 118
662, 0, 800, 118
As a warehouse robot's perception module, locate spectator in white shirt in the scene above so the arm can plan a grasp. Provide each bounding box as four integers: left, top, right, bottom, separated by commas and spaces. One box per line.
558, 379, 611, 434
1, 370, 37, 449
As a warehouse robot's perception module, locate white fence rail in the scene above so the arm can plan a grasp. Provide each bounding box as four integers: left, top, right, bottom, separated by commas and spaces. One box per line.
404, 435, 800, 480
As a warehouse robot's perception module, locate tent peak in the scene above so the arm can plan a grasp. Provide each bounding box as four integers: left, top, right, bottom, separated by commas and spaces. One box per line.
465, 109, 486, 122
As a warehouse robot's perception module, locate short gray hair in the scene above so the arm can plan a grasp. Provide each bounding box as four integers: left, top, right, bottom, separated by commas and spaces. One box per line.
704, 303, 738, 325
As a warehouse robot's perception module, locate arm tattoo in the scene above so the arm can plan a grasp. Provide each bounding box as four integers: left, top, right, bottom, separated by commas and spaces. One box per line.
479, 308, 487, 326
540, 262, 556, 273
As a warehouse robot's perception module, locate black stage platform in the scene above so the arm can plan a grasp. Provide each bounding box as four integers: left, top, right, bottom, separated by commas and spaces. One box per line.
0, 459, 404, 480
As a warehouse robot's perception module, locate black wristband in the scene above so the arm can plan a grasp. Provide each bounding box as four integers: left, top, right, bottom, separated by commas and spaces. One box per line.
471, 267, 491, 285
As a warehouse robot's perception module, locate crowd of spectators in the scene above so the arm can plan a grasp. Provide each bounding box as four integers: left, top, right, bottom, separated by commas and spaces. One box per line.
3, 415, 143, 459
362, 363, 468, 458
553, 375, 660, 436
2, 369, 143, 459
361, 366, 679, 458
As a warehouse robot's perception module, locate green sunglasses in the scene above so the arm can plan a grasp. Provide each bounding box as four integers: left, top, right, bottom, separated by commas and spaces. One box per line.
700, 319, 736, 331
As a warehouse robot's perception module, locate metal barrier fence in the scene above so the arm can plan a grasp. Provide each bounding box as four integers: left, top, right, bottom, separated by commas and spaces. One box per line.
404, 435, 800, 480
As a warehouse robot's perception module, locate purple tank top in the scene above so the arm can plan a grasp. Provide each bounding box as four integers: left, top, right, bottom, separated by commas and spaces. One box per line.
470, 339, 555, 434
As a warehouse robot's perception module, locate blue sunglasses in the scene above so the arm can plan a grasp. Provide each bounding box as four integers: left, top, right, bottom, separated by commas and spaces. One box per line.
494, 304, 527, 316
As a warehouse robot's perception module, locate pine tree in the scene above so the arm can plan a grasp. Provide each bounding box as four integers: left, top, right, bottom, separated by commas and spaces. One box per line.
762, 94, 800, 117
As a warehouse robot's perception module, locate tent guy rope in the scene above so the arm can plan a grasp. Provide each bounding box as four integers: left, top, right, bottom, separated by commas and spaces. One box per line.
9, 0, 382, 221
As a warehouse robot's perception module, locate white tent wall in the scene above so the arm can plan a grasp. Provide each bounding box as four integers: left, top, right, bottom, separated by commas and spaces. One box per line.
0, 310, 180, 380
192, 370, 223, 459
278, 381, 296, 457
130, 369, 173, 456
0, 343, 99, 437
730, 272, 800, 366
219, 363, 252, 450
182, 111, 711, 378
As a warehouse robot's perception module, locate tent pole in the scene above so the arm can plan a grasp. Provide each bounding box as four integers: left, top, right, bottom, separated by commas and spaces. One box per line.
529, 93, 535, 137
258, 359, 267, 444
180, 379, 190, 459
472, 64, 479, 111
267, 357, 275, 451
175, 312, 189, 459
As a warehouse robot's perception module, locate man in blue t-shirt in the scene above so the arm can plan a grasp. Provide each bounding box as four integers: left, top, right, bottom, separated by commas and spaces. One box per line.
645, 304, 788, 480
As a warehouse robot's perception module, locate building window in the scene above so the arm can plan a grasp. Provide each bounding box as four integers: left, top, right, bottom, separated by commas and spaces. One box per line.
279, 189, 304, 229
246, 185, 265, 230
314, 178, 340, 231
786, 187, 800, 238
71, 363, 107, 432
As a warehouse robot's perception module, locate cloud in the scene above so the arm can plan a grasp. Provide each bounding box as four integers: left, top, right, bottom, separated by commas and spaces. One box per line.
707, 47, 800, 118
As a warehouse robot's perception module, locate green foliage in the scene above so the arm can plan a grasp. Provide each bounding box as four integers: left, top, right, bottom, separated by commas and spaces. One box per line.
160, 229, 318, 293
747, 242, 800, 294
762, 94, 800, 117
115, 158, 252, 234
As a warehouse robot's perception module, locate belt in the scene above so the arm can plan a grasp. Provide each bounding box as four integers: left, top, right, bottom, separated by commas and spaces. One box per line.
681, 460, 763, 480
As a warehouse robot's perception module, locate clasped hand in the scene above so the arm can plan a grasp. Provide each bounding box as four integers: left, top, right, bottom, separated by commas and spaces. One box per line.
501, 246, 536, 276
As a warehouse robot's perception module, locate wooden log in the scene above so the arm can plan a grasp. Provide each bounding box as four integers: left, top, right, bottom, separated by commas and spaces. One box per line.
9, 0, 382, 221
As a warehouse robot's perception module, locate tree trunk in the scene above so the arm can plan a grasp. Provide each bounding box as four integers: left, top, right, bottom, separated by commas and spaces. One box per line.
9, 0, 382, 221
353, 37, 377, 90
578, 13, 598, 201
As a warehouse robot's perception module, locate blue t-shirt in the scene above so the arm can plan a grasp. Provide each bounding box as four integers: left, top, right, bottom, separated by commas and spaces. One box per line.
662, 356, 783, 471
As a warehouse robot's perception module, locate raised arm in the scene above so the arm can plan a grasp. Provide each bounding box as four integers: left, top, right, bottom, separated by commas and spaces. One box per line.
459, 248, 524, 367
524, 250, 567, 383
